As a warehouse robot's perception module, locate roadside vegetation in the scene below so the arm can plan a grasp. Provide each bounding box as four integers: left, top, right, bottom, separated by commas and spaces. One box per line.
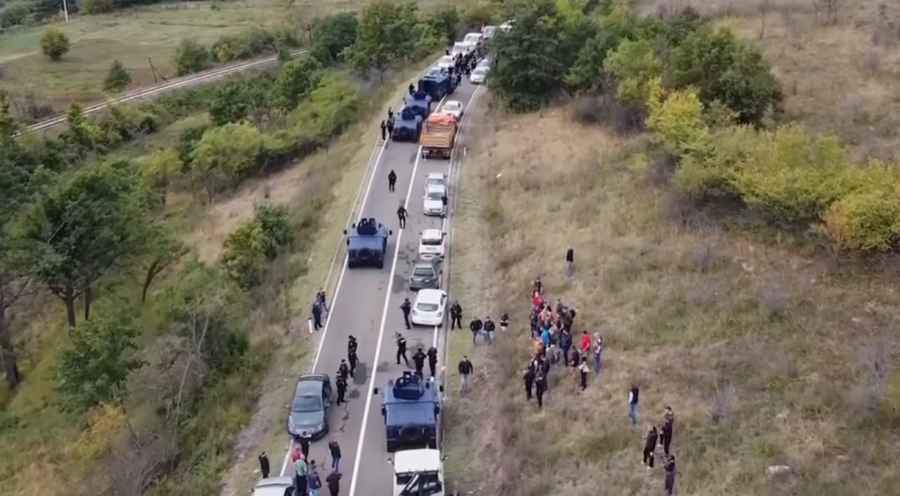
444, 0, 900, 495
0, 2, 477, 495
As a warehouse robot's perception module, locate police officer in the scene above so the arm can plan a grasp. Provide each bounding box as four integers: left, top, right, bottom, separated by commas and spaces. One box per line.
400, 298, 412, 329
441, 193, 448, 217
311, 301, 323, 331
347, 336, 359, 377
412, 346, 426, 378
336, 375, 347, 405
386, 117, 394, 138
523, 366, 535, 401
338, 359, 349, 381
380, 119, 387, 141
387, 107, 394, 120
388, 170, 397, 192
396, 333, 409, 366
450, 301, 462, 330
408, 83, 415, 95
426, 346, 438, 378
397, 203, 408, 229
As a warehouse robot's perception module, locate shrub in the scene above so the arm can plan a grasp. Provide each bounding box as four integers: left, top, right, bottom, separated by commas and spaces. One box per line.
645, 78, 711, 158
40, 26, 70, 61
0, 1, 31, 28
674, 124, 758, 200
82, 0, 116, 15
603, 37, 663, 104
189, 122, 264, 197
309, 12, 359, 65
274, 55, 324, 111
820, 188, 900, 252
221, 204, 294, 288
173, 38, 211, 77
212, 27, 275, 64
103, 59, 131, 93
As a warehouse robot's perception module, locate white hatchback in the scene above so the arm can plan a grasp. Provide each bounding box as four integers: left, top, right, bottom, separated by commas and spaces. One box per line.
418, 229, 446, 260
423, 184, 446, 217
411, 289, 448, 327
469, 66, 488, 85
441, 100, 463, 120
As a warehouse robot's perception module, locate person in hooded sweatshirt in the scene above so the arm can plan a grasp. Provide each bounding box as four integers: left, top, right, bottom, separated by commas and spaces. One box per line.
664, 455, 676, 495
661, 406, 675, 455
643, 425, 659, 468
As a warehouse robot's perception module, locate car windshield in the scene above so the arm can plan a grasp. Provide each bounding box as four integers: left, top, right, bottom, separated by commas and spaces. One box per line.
444, 103, 461, 111
464, 34, 480, 43
426, 191, 443, 201
414, 266, 434, 277
417, 302, 439, 312
421, 238, 442, 246
473, 68, 486, 76
292, 394, 322, 413
427, 177, 444, 187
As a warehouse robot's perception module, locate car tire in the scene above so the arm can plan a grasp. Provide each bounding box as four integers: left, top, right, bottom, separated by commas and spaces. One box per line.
386, 440, 399, 453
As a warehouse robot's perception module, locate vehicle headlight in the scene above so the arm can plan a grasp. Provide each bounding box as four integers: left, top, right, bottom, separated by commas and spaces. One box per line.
436, 311, 443, 318
317, 423, 325, 431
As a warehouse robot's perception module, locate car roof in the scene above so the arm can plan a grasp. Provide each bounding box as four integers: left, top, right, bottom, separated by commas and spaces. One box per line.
416, 289, 444, 303
298, 373, 329, 383
253, 477, 293, 496
443, 100, 462, 107
295, 379, 323, 396
413, 259, 438, 268
426, 172, 446, 180
394, 449, 442, 474
421, 229, 442, 240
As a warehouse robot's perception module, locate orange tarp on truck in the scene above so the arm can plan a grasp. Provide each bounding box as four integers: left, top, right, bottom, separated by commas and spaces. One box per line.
420, 113, 458, 150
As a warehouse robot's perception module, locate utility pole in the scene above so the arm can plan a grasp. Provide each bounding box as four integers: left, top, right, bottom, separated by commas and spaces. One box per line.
62, 0, 69, 22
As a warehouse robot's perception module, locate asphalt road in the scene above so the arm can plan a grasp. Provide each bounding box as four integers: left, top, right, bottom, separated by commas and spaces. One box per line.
277, 60, 484, 496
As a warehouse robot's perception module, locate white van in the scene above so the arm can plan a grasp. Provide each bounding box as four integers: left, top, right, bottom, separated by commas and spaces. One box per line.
450, 41, 471, 57
392, 448, 445, 496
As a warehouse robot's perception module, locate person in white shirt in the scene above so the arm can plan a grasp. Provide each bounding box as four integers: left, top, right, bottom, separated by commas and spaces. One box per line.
578, 356, 589, 390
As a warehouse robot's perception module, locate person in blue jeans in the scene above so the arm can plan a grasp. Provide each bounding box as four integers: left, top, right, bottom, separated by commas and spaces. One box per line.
629, 385, 639, 425
308, 463, 322, 496
328, 439, 341, 473
593, 333, 603, 374
664, 454, 676, 495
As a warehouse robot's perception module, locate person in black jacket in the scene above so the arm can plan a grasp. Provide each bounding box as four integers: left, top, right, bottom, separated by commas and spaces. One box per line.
337, 359, 349, 381
458, 356, 473, 393
469, 317, 483, 345
396, 333, 409, 366
482, 316, 496, 345
412, 346, 426, 377
336, 376, 347, 405
388, 170, 397, 192
426, 346, 438, 377
565, 245, 575, 280
629, 385, 640, 425
450, 301, 463, 329
397, 204, 408, 229
664, 455, 676, 495
328, 439, 342, 473
523, 367, 534, 400
380, 119, 387, 141
499, 313, 509, 332
258, 451, 270, 479
643, 426, 658, 468
535, 371, 547, 409
661, 406, 675, 455
400, 298, 411, 329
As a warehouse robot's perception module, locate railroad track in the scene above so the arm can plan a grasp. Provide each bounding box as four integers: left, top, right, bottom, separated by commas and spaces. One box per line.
23, 49, 306, 134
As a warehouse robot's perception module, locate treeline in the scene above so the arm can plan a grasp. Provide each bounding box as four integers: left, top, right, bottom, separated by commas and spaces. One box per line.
1, 3, 482, 495
0, 0, 221, 29
488, 0, 898, 253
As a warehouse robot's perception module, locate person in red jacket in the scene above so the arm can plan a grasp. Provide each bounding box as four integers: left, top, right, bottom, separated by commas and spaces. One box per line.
291, 446, 303, 463
580, 330, 591, 356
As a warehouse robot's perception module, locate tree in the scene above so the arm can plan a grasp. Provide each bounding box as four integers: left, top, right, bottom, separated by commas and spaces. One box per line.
139, 147, 183, 207
274, 55, 324, 111
668, 26, 783, 126
103, 60, 132, 93
209, 80, 254, 127
139, 227, 186, 302
54, 298, 143, 412
603, 37, 663, 104
173, 39, 211, 77
40, 26, 70, 61
566, 1, 641, 93
428, 6, 461, 45
345, 0, 419, 77
188, 122, 264, 199
490, 0, 568, 111
11, 161, 154, 330
645, 78, 711, 158
310, 12, 359, 65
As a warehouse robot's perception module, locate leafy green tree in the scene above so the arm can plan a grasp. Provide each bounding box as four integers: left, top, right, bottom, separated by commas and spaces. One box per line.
295, 72, 364, 139
490, 0, 567, 111
54, 298, 144, 412
63, 103, 103, 153
221, 205, 294, 288
40, 26, 70, 61
310, 12, 359, 65
668, 26, 783, 126
138, 226, 186, 303
173, 38, 211, 77
11, 161, 154, 330
209, 80, 254, 126
0, 2, 31, 29
274, 55, 324, 111
428, 6, 461, 44
103, 60, 132, 93
345, 0, 419, 77
139, 147, 182, 206
603, 37, 663, 104
189, 122, 264, 199
566, 1, 641, 93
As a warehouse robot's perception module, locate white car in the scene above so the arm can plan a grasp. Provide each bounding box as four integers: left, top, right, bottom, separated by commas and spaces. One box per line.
252, 477, 294, 496
391, 448, 445, 496
418, 229, 446, 260
425, 172, 447, 190
441, 100, 463, 120
436, 55, 454, 69
450, 41, 471, 57
463, 32, 484, 47
410, 289, 447, 327
482, 25, 497, 39
423, 184, 446, 217
478, 55, 492, 68
469, 66, 488, 84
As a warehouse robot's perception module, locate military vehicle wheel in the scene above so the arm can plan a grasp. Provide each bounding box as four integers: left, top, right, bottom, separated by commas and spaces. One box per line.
386, 440, 399, 453
427, 439, 437, 449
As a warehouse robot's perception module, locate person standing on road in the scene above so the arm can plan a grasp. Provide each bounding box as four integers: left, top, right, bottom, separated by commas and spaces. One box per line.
347, 336, 358, 377
441, 193, 448, 217
396, 333, 410, 366
629, 385, 640, 425
328, 439, 342, 473
412, 346, 426, 377
427, 346, 438, 378
400, 298, 412, 329
386, 118, 394, 139
458, 356, 473, 393
326, 471, 341, 496
311, 302, 323, 331
388, 170, 397, 192
408, 83, 415, 95
664, 455, 676, 495
661, 406, 675, 455
483, 316, 496, 345
258, 451, 270, 479
308, 462, 322, 496
643, 425, 659, 469
294, 456, 308, 496
299, 433, 311, 459
499, 313, 509, 332
469, 317, 484, 345
335, 376, 347, 405
397, 203, 408, 229
380, 120, 387, 141
337, 359, 349, 381
565, 245, 575, 280
450, 301, 463, 330
387, 107, 394, 121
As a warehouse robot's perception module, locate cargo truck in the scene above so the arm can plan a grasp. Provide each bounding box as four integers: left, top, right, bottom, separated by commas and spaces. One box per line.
419, 113, 458, 160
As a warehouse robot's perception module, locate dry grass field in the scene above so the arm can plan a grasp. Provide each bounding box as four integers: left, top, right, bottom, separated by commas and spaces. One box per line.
443, 97, 900, 496
641, 0, 900, 161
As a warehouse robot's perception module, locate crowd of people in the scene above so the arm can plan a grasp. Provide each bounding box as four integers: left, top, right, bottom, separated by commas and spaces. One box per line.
451, 249, 681, 495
